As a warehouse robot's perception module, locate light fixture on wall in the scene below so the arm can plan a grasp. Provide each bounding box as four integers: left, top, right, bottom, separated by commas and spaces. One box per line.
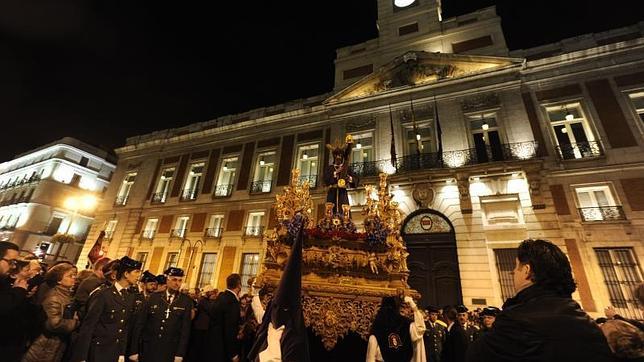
481, 114, 489, 130
356, 142, 362, 149
223, 162, 228, 171
302, 151, 308, 160
561, 128, 568, 134
259, 157, 265, 166
416, 133, 421, 141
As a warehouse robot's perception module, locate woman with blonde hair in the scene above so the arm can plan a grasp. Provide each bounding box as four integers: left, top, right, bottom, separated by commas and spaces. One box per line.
22, 263, 79, 362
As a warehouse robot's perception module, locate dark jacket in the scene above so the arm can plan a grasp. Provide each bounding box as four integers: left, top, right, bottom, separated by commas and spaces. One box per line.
131, 291, 192, 362
466, 285, 615, 362
23, 286, 79, 362
424, 321, 447, 362
69, 284, 136, 362
0, 276, 31, 362
207, 290, 241, 361
74, 273, 104, 317
442, 322, 468, 362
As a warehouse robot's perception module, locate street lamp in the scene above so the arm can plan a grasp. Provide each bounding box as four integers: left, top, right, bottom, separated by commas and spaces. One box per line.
54, 195, 98, 261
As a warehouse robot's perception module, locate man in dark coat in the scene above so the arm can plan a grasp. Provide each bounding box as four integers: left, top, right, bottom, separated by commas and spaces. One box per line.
207, 273, 242, 362
424, 305, 447, 362
130, 267, 192, 362
70, 256, 142, 362
466, 239, 616, 362
75, 257, 111, 317
478, 307, 500, 334
456, 305, 480, 345
442, 306, 469, 362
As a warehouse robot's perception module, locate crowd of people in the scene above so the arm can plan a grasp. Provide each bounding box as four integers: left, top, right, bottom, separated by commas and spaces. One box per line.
1, 239, 643, 362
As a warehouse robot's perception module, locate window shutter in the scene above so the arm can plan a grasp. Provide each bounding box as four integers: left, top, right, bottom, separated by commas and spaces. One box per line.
277, 135, 295, 186
586, 79, 637, 148
191, 213, 207, 233
550, 184, 571, 215
226, 210, 245, 231
236, 142, 255, 191
158, 215, 174, 233
170, 154, 190, 197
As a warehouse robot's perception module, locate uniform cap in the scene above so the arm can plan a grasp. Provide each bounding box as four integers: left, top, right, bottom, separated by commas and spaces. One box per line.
164, 267, 185, 277
141, 270, 156, 283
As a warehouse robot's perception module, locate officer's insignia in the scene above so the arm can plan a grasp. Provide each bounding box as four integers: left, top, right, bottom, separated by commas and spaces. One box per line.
388, 333, 403, 349
173, 307, 185, 311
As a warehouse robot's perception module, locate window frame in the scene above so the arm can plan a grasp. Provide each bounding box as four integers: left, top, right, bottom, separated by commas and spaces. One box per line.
348, 131, 375, 163
294, 143, 320, 187
543, 101, 600, 160
239, 253, 261, 294
214, 155, 239, 197
196, 252, 218, 288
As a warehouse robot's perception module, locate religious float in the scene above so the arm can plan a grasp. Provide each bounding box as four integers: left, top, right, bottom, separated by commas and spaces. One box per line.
254, 135, 418, 355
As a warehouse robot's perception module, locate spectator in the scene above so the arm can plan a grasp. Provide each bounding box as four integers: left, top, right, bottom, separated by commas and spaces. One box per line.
601, 319, 644, 361
155, 274, 167, 293
207, 273, 242, 362
74, 257, 110, 316
23, 263, 80, 362
479, 307, 500, 333
0, 241, 34, 360
188, 285, 216, 362
238, 293, 260, 362
466, 239, 615, 362
366, 295, 426, 362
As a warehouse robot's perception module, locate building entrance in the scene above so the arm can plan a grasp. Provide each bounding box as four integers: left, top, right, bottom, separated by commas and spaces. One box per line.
402, 209, 463, 308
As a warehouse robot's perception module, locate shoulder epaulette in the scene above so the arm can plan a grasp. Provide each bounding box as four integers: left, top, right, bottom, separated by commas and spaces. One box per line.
436, 320, 447, 328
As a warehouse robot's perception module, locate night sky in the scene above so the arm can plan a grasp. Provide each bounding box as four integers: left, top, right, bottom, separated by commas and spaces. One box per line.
0, 0, 642, 162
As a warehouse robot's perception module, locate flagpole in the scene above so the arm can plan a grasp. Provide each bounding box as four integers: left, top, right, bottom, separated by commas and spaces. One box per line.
434, 95, 443, 167
410, 97, 421, 158
389, 104, 397, 171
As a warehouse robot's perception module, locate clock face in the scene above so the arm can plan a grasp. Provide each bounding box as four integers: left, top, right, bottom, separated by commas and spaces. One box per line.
394, 0, 417, 8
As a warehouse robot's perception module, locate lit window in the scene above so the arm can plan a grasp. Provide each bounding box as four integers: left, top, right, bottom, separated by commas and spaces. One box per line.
197, 253, 218, 288
546, 103, 600, 160
251, 152, 276, 193
627, 91, 644, 126
182, 163, 204, 201
215, 156, 238, 197
136, 252, 148, 269
405, 123, 432, 155
142, 218, 158, 239
153, 168, 174, 203
296, 144, 319, 187
349, 132, 374, 163
245, 212, 264, 236
115, 172, 137, 206
574, 185, 624, 221
104, 219, 118, 240
239, 253, 260, 294
205, 215, 224, 238
172, 216, 190, 238
164, 252, 179, 271
469, 112, 505, 162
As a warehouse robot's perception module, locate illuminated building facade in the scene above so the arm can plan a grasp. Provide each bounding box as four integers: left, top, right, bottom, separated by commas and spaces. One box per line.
79, 1, 644, 318
0, 137, 116, 262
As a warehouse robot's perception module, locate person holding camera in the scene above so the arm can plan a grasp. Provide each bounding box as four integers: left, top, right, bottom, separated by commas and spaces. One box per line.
23, 263, 80, 362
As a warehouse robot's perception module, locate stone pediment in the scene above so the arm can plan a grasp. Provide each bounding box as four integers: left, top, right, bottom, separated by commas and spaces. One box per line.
326, 51, 524, 103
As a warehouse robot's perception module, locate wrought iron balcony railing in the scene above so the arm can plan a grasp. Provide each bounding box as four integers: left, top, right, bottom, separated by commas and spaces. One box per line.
151, 192, 168, 204
170, 228, 187, 238
579, 206, 626, 222
298, 175, 317, 188
555, 141, 603, 160
349, 141, 540, 177
114, 195, 128, 206
243, 226, 264, 237
213, 184, 234, 198
141, 229, 156, 240
204, 227, 223, 238
180, 188, 198, 201
250, 180, 272, 194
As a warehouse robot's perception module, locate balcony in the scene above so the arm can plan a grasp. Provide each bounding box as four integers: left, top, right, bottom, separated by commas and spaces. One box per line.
114, 195, 128, 206
555, 141, 603, 160
141, 229, 156, 240
298, 175, 317, 188
250, 180, 272, 194
170, 228, 187, 238
349, 141, 540, 177
204, 227, 223, 239
579, 206, 626, 222
243, 226, 264, 238
180, 189, 198, 201
151, 192, 168, 204
213, 184, 234, 198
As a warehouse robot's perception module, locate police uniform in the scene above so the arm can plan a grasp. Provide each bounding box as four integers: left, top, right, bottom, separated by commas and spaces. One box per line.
423, 306, 447, 362
479, 306, 500, 334
70, 256, 142, 362
131, 267, 192, 362
456, 305, 480, 345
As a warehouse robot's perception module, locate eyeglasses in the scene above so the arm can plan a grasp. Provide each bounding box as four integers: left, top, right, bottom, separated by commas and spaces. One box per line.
1, 258, 18, 268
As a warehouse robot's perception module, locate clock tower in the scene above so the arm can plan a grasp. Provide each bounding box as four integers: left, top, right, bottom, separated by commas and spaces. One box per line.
377, 0, 443, 46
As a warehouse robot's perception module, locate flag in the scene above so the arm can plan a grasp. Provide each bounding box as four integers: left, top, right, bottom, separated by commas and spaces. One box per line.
434, 96, 443, 166
87, 230, 105, 265
389, 104, 397, 169
248, 216, 309, 362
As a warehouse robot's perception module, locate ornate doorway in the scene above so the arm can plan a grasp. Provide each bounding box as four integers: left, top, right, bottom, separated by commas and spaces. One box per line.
402, 209, 463, 308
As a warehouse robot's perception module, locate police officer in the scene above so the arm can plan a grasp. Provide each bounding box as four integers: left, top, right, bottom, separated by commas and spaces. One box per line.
70, 256, 142, 362
140, 271, 158, 299
423, 305, 447, 362
129, 267, 192, 362
155, 274, 167, 294
456, 305, 480, 345
479, 306, 500, 334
